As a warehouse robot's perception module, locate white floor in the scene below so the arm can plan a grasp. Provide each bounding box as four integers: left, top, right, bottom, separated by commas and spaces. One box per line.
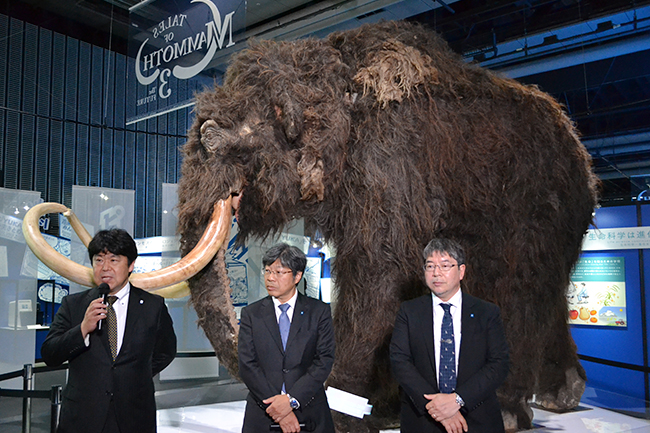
157, 400, 650, 433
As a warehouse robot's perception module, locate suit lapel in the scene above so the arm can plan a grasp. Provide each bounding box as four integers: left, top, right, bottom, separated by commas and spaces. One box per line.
458, 292, 477, 382
285, 293, 307, 352
261, 297, 285, 353
421, 295, 437, 388
118, 286, 143, 361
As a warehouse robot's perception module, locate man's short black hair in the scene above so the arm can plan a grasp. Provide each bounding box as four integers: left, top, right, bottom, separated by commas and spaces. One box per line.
262, 243, 307, 276
88, 228, 138, 265
423, 237, 465, 266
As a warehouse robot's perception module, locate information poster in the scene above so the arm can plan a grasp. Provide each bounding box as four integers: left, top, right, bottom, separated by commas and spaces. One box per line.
567, 257, 626, 327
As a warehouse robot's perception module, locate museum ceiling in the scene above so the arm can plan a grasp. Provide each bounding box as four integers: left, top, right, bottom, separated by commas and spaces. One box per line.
3, 0, 650, 203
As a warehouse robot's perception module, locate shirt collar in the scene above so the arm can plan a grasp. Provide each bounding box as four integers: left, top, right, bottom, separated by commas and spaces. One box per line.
273, 289, 298, 310
432, 288, 462, 309
111, 282, 131, 301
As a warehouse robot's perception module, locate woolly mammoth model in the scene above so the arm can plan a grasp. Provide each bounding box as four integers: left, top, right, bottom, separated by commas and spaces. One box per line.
175, 20, 598, 431
23, 20, 597, 433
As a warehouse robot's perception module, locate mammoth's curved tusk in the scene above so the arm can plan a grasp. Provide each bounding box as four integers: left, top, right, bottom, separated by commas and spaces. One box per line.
23, 198, 232, 292
22, 202, 95, 287
151, 281, 191, 299
129, 197, 232, 290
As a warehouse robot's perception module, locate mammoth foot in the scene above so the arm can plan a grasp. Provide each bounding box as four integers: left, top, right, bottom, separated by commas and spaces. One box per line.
534, 366, 586, 410
501, 403, 533, 432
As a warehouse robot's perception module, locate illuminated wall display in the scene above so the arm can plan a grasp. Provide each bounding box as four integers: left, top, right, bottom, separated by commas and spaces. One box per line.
568, 257, 626, 327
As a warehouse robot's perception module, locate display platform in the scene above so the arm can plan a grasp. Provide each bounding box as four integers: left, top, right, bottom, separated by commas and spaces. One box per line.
157, 401, 650, 433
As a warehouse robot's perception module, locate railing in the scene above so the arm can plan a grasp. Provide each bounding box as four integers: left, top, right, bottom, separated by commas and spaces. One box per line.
0, 363, 66, 433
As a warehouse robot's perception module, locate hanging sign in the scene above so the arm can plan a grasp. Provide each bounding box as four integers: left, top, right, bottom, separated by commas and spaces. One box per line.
128, 0, 245, 124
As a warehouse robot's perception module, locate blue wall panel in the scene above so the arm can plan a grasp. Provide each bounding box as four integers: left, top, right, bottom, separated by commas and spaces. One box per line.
592, 205, 637, 229
571, 204, 647, 410
88, 126, 101, 188
101, 128, 113, 187
51, 33, 65, 120
35, 117, 50, 196
75, 124, 89, 190
7, 18, 23, 112
90, 46, 103, 126
22, 23, 38, 115
581, 360, 646, 409
63, 122, 76, 206
104, 51, 115, 128
37, 29, 52, 118
0, 12, 199, 237
65, 38, 79, 122
20, 115, 35, 191
77, 42, 91, 124
113, 130, 125, 190
49, 121, 63, 204
0, 14, 8, 110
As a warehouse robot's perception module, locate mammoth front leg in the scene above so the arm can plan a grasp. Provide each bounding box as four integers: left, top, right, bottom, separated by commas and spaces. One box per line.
326, 254, 422, 433
189, 246, 241, 377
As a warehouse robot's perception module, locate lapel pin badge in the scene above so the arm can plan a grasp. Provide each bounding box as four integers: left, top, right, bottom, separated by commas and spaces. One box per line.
140, 300, 144, 304
301, 311, 304, 315
470, 313, 474, 318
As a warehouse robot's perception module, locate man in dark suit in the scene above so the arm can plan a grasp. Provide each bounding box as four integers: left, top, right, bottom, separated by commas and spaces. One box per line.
41, 228, 177, 433
238, 243, 335, 433
390, 238, 509, 433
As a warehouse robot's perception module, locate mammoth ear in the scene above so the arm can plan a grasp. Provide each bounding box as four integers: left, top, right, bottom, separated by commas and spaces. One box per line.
354, 40, 438, 107
200, 119, 222, 153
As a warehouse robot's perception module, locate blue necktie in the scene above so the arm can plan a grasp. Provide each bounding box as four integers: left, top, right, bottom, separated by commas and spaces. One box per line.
439, 303, 456, 393
279, 303, 291, 393
279, 303, 290, 349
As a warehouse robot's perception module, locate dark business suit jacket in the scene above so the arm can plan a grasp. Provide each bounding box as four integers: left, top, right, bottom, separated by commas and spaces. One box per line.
390, 292, 509, 433
238, 293, 335, 433
41, 285, 177, 433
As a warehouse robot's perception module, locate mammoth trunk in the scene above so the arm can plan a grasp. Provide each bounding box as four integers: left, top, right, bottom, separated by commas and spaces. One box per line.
189, 245, 240, 377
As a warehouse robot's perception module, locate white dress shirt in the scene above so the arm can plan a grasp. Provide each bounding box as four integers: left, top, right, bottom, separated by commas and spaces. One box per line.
110, 283, 131, 356
273, 289, 298, 324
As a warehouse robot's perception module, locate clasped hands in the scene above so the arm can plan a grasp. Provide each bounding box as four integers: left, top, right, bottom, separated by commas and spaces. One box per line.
424, 393, 468, 433
263, 394, 300, 433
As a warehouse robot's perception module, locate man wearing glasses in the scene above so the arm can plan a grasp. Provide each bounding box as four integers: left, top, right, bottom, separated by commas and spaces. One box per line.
238, 243, 335, 433
390, 238, 510, 433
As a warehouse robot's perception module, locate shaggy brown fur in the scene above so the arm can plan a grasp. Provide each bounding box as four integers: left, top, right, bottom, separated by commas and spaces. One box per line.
177, 21, 598, 432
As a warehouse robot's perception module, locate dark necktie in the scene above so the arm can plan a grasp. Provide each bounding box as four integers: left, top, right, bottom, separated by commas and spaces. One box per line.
107, 296, 118, 361
439, 303, 456, 393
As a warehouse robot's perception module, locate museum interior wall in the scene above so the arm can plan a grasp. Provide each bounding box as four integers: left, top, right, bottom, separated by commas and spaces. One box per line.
0, 12, 210, 239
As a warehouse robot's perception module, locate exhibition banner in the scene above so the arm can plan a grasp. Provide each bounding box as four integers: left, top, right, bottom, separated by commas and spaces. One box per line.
128, 0, 245, 124
582, 226, 650, 250
568, 257, 626, 327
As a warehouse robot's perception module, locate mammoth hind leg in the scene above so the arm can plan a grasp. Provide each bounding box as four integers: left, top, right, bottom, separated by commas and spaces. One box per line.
533, 316, 586, 411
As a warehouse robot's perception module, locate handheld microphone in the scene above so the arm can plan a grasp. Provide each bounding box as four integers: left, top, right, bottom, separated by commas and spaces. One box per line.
97, 283, 110, 330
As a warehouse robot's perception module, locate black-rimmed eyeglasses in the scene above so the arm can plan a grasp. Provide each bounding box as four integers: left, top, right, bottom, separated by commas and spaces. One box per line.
423, 263, 457, 273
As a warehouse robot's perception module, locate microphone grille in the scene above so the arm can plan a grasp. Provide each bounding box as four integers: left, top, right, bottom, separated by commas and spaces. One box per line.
98, 283, 110, 295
